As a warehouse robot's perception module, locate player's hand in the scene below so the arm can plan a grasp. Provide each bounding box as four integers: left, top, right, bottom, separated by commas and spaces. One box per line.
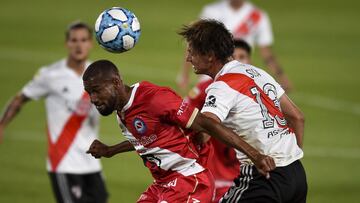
252, 153, 276, 179
86, 139, 112, 159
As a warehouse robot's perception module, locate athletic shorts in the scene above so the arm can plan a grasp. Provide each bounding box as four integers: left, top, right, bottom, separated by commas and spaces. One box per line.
48, 172, 108, 203
137, 170, 215, 203
220, 160, 307, 203
212, 185, 231, 203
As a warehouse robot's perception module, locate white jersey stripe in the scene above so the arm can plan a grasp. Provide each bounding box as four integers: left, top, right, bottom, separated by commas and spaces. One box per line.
185, 108, 199, 128
118, 116, 204, 177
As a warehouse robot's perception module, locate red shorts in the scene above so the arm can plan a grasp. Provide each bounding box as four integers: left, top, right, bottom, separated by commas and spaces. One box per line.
137, 170, 215, 203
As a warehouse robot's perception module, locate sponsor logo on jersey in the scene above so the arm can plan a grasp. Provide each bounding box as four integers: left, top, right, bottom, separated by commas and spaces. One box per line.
129, 134, 158, 147
160, 178, 178, 188
133, 117, 147, 134
204, 95, 217, 108
177, 100, 190, 116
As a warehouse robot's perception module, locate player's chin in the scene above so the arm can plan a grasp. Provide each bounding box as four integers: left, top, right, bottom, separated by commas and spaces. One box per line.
72, 53, 87, 61
193, 68, 205, 75
97, 106, 114, 116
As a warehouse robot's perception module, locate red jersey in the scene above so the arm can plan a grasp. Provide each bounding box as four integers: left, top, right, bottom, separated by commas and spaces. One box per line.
117, 81, 204, 183
186, 78, 240, 196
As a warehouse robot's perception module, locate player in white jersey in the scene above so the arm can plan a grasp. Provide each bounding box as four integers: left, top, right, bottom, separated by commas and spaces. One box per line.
179, 19, 307, 202
0, 22, 108, 203
177, 0, 293, 93
83, 59, 276, 202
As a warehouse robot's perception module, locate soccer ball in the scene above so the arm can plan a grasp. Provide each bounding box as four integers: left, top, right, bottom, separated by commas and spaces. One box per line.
95, 7, 141, 53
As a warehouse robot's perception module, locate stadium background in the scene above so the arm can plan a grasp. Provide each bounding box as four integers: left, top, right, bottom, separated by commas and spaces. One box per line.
0, 0, 359, 202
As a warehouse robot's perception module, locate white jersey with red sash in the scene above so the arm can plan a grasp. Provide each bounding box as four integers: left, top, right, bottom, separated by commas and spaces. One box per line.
201, 60, 303, 167
200, 1, 273, 47
22, 59, 101, 173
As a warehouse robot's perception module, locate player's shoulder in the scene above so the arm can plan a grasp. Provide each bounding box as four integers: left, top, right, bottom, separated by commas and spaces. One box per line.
32, 59, 66, 79
137, 81, 163, 94
203, 0, 227, 11
137, 81, 179, 100
245, 1, 269, 19
200, 1, 227, 18
38, 59, 66, 76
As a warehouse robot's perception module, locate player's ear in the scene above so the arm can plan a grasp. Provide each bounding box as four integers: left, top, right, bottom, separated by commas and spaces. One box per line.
112, 77, 122, 87
208, 52, 215, 62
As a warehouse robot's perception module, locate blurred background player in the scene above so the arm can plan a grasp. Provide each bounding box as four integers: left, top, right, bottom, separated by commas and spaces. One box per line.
185, 39, 252, 203
180, 19, 306, 202
0, 22, 108, 203
177, 0, 293, 93
83, 59, 276, 203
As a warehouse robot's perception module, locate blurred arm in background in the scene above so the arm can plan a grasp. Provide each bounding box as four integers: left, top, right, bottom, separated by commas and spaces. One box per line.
176, 53, 193, 93
260, 46, 293, 93
0, 93, 30, 143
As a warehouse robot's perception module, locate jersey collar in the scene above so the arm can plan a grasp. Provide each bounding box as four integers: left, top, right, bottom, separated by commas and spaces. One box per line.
121, 82, 140, 113
214, 60, 241, 81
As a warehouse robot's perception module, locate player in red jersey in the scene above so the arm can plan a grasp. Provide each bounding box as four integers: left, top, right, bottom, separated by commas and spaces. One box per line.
83, 60, 276, 203
185, 39, 252, 203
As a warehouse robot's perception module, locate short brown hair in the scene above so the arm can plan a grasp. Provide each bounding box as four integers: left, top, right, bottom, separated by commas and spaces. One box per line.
234, 39, 252, 55
65, 21, 92, 40
178, 19, 234, 63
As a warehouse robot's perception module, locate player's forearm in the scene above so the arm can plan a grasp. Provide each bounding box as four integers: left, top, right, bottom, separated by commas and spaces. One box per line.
260, 47, 284, 78
194, 114, 262, 161
0, 93, 29, 127
287, 115, 305, 148
107, 140, 135, 156
176, 52, 193, 91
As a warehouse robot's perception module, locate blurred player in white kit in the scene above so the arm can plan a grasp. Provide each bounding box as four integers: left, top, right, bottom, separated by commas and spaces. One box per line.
0, 21, 108, 203
177, 0, 293, 93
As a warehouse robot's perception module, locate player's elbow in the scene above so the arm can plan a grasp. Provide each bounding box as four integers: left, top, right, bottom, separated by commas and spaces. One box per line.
293, 111, 305, 125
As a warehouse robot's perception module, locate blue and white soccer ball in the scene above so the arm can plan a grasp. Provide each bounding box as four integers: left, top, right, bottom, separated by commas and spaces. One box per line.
95, 7, 141, 53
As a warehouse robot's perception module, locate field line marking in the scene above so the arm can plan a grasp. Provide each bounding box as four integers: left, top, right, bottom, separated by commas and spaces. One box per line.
291, 92, 360, 116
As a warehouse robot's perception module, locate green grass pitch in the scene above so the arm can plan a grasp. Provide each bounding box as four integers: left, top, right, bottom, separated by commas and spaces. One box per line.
0, 0, 359, 202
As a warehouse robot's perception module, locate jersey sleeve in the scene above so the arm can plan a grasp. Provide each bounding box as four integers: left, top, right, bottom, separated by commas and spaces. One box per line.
255, 12, 274, 47
257, 67, 285, 98
199, 4, 221, 20
200, 82, 238, 122
150, 89, 199, 129
22, 67, 50, 100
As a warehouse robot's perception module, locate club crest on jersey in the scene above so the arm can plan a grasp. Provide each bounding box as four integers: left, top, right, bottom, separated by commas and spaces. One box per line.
204, 95, 217, 108
133, 118, 147, 134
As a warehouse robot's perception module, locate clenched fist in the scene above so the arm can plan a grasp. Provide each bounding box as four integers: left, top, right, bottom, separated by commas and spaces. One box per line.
86, 139, 113, 159
252, 154, 276, 179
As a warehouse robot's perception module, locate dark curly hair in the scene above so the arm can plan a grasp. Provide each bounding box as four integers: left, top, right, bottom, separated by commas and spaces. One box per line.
178, 19, 234, 63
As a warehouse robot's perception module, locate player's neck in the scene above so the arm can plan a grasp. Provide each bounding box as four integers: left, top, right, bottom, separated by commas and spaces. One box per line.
208, 59, 231, 79
116, 85, 133, 112
66, 57, 87, 76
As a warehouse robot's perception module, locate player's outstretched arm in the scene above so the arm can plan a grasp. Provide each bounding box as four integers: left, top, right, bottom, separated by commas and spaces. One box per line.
0, 93, 30, 143
190, 112, 276, 178
259, 46, 293, 93
176, 49, 193, 93
86, 139, 135, 159
279, 94, 305, 148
